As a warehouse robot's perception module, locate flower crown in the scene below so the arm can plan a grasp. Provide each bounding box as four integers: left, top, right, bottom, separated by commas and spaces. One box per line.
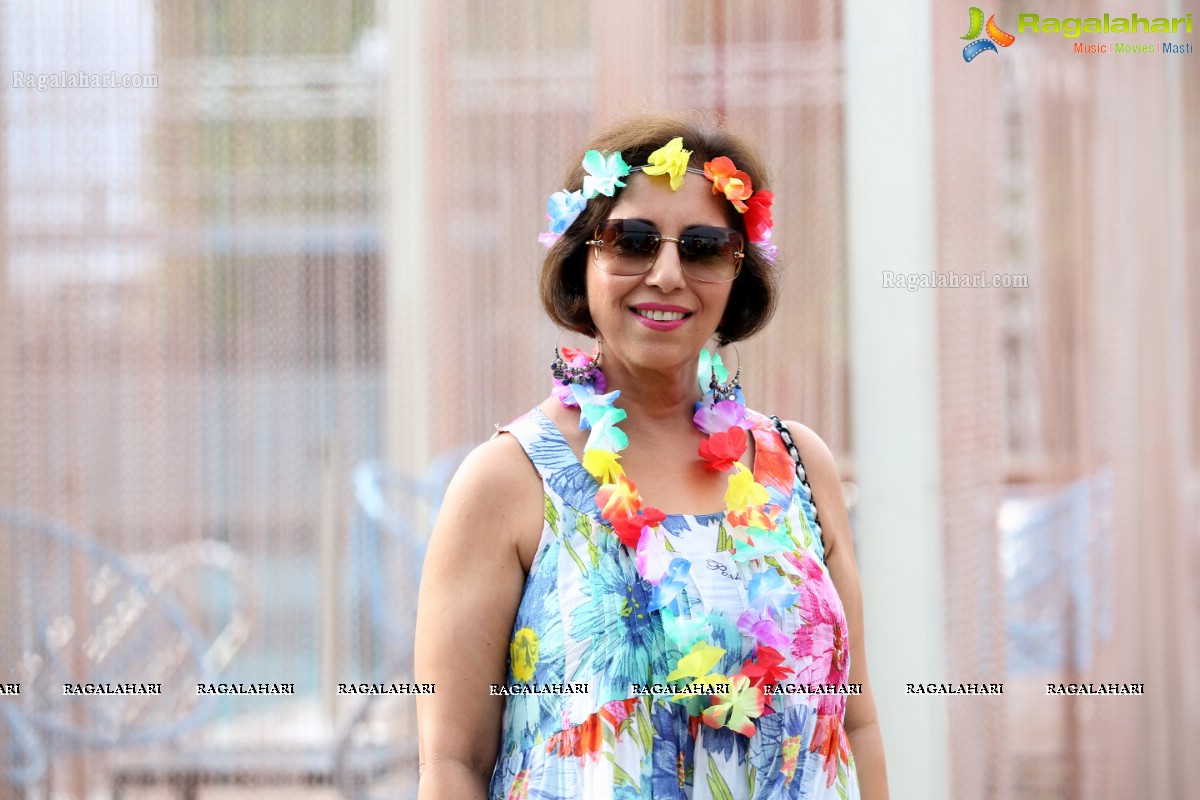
538, 136, 777, 263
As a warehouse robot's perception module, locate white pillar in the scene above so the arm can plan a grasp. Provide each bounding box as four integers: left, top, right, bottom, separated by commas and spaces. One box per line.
844, 1, 949, 798
0, 33, 10, 509
1153, 4, 1197, 790
383, 0, 432, 473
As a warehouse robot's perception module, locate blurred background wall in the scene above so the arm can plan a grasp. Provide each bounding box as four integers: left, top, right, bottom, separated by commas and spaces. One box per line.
1, 0, 1197, 798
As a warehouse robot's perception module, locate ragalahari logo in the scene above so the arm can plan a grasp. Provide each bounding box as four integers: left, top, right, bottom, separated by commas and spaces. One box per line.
962, 7, 1016, 61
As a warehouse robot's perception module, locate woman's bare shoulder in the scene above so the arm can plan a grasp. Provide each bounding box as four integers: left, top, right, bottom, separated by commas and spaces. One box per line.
443, 430, 541, 516
427, 422, 544, 571
780, 421, 839, 479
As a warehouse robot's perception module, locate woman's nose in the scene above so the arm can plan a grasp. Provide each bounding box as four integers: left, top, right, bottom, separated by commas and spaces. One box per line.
644, 237, 687, 290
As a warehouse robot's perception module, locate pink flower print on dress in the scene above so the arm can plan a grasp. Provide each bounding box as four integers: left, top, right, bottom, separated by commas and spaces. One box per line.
783, 549, 825, 583
790, 553, 849, 687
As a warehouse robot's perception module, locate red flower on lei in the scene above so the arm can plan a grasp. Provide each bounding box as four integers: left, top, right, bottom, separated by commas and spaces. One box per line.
740, 644, 794, 693
698, 426, 748, 471
610, 506, 666, 550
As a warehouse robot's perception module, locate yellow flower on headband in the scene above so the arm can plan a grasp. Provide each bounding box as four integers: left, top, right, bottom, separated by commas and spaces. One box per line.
642, 136, 692, 191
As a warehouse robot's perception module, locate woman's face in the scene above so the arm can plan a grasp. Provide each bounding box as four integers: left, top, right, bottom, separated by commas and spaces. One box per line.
585, 171, 735, 379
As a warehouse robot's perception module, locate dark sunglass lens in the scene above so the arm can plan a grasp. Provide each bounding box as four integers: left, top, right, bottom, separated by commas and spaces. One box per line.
680, 235, 723, 260
602, 221, 659, 257
679, 228, 738, 261
616, 232, 657, 257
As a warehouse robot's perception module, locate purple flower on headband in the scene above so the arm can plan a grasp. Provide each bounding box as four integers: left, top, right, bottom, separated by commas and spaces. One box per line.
547, 189, 587, 235
756, 228, 778, 264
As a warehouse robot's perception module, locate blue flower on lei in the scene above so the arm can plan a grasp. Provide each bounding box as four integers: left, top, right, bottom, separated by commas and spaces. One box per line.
584, 407, 630, 454
747, 569, 801, 616
572, 385, 623, 430
649, 558, 690, 614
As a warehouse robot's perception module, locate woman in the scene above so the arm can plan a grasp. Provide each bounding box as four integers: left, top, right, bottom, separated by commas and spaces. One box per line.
415, 113, 888, 799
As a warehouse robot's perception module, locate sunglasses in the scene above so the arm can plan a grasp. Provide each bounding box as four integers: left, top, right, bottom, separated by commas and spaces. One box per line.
585, 219, 744, 283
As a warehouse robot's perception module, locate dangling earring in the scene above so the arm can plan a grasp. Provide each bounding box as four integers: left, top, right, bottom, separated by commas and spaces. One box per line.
551, 331, 602, 386
709, 343, 741, 402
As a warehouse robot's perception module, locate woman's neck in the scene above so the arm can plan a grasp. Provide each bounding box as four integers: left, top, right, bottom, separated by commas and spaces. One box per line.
594, 355, 702, 428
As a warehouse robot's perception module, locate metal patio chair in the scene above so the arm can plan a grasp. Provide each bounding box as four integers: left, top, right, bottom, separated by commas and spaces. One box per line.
332, 447, 468, 799
0, 507, 262, 800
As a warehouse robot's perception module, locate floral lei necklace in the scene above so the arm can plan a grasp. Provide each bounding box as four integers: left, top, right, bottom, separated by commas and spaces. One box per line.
554, 347, 804, 737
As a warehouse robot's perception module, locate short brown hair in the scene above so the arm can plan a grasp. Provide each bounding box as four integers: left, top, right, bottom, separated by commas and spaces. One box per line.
539, 112, 778, 345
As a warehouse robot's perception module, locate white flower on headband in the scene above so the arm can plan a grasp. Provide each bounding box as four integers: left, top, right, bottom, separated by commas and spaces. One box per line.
581, 150, 631, 199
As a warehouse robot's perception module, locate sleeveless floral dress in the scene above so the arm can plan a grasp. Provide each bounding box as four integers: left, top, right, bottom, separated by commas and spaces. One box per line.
488, 406, 860, 800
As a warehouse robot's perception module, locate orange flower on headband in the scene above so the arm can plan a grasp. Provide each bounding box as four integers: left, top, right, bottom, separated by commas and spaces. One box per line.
704, 157, 754, 213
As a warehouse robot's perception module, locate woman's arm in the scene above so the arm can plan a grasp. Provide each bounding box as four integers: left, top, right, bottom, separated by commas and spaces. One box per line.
415, 434, 542, 800
786, 421, 889, 800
